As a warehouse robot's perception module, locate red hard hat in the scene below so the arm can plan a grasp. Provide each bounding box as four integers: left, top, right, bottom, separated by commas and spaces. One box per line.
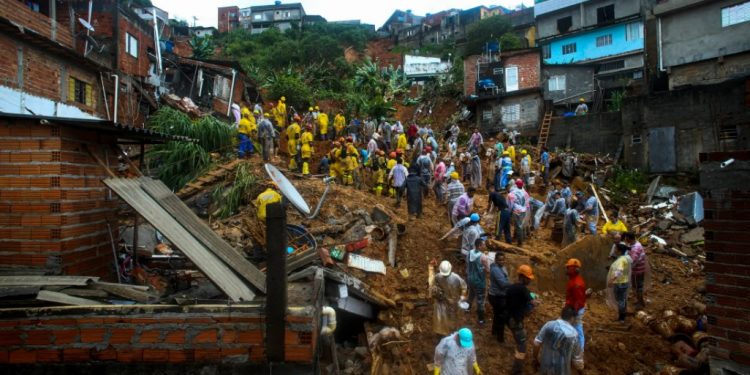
425, 146, 432, 152
515, 179, 524, 188
346, 136, 353, 142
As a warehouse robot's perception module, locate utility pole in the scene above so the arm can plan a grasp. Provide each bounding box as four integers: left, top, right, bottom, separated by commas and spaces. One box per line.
192, 16, 198, 27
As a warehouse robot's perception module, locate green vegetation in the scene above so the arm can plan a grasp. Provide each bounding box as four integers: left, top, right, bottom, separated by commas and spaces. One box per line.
464, 15, 522, 55
145, 107, 235, 190
189, 35, 214, 59
606, 165, 649, 205
212, 162, 258, 219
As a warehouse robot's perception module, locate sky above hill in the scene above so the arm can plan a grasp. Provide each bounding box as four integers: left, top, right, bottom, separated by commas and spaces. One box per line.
153, 0, 534, 29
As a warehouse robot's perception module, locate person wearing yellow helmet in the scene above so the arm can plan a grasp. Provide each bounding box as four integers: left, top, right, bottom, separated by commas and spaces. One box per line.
275, 97, 287, 127
286, 115, 302, 171
237, 107, 256, 158
520, 149, 531, 186
317, 108, 329, 140
445, 171, 465, 225
299, 124, 314, 175
575, 98, 588, 116
333, 111, 346, 139
254, 182, 282, 221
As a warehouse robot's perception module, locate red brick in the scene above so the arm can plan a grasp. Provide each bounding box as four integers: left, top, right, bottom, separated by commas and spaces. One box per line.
164, 331, 185, 344
221, 330, 237, 344
53, 329, 79, 345
168, 349, 192, 363
194, 348, 221, 362
193, 329, 217, 344
9, 349, 36, 364
80, 328, 106, 343
24, 330, 53, 345
91, 347, 117, 361
248, 346, 265, 361
235, 330, 262, 344
220, 347, 248, 357
138, 330, 162, 344
63, 348, 90, 362
116, 349, 143, 363
0, 330, 22, 345
142, 349, 169, 362
36, 349, 61, 363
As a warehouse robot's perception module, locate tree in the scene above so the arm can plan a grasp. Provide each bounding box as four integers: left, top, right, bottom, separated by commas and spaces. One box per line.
465, 15, 522, 55
189, 35, 214, 59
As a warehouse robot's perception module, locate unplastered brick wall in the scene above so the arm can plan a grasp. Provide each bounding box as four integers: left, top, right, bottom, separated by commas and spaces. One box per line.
700, 151, 750, 374
0, 119, 118, 277
0, 306, 315, 365
504, 50, 540, 91
118, 15, 155, 78
0, 0, 75, 49
463, 55, 480, 96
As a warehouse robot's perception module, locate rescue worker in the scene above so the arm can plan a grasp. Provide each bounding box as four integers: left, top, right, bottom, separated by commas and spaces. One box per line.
333, 111, 346, 139
396, 131, 408, 152
508, 180, 530, 246
237, 107, 255, 158
607, 243, 632, 323
433, 328, 483, 375
562, 206, 584, 247
532, 306, 584, 375
506, 265, 537, 375
520, 150, 531, 186
286, 115, 302, 172
386, 152, 398, 197
257, 112, 276, 162
499, 151, 513, 190
565, 258, 587, 354
431, 260, 468, 336
372, 150, 386, 196
540, 146, 550, 186
466, 238, 491, 325
275, 96, 287, 128
506, 143, 516, 168
317, 109, 329, 140
343, 136, 359, 186
328, 141, 344, 182
254, 183, 282, 221
299, 124, 314, 175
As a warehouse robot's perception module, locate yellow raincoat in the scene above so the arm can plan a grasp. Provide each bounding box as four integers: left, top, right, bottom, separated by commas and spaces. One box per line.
318, 112, 329, 137
255, 188, 282, 220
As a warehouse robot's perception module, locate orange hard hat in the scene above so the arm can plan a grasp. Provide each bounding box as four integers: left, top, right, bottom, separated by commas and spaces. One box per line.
389, 152, 397, 158
565, 258, 582, 268
517, 264, 534, 280
293, 114, 301, 121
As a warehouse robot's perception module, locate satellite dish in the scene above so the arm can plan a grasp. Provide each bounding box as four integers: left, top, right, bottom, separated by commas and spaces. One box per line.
78, 18, 95, 32
264, 163, 310, 215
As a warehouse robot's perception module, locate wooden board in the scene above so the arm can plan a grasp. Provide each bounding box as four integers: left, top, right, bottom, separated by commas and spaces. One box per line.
36, 290, 100, 306
91, 282, 158, 303
0, 276, 99, 287
139, 177, 267, 294
104, 178, 256, 301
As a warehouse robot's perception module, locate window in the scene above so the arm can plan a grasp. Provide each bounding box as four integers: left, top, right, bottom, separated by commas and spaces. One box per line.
596, 34, 613, 47
722, 2, 750, 27
482, 110, 493, 120
254, 14, 262, 20
557, 16, 572, 33
633, 70, 643, 79
626, 21, 644, 41
213, 75, 231, 100
562, 43, 576, 55
597, 5, 615, 24
68, 77, 94, 107
125, 33, 138, 58
502, 104, 520, 123
542, 44, 551, 59
505, 66, 518, 92
631, 135, 642, 145
548, 75, 566, 91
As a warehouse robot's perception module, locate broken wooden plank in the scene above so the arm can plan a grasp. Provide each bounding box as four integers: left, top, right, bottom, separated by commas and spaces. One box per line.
0, 286, 40, 298
589, 183, 610, 223
0, 276, 99, 287
91, 282, 158, 303
388, 224, 398, 267
60, 288, 109, 299
104, 178, 256, 301
139, 177, 266, 294
37, 290, 101, 306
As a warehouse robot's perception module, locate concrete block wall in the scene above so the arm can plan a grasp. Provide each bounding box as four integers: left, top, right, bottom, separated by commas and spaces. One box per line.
546, 112, 623, 155
0, 120, 118, 277
0, 306, 316, 366
700, 151, 750, 375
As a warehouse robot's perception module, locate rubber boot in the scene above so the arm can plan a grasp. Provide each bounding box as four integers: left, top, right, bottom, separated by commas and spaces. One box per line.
375, 185, 383, 196
302, 161, 310, 175
289, 157, 297, 171
389, 187, 395, 198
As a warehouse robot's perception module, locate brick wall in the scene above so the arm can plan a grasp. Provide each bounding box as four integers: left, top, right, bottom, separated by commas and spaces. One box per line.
0, 305, 315, 365
700, 151, 750, 375
0, 34, 105, 118
172, 36, 193, 58
218, 6, 239, 34
670, 53, 750, 90
504, 50, 540, 91
464, 55, 479, 96
0, 0, 75, 50
118, 15, 155, 78
0, 119, 118, 277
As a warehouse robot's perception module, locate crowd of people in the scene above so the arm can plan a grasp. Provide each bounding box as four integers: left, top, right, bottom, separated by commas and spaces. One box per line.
235, 99, 649, 375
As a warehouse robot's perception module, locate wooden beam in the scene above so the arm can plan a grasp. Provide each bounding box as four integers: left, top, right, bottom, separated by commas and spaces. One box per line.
0, 276, 99, 287
91, 282, 158, 303
37, 290, 101, 306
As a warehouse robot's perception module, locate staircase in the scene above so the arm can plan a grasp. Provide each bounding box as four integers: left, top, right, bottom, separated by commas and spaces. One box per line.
536, 110, 553, 156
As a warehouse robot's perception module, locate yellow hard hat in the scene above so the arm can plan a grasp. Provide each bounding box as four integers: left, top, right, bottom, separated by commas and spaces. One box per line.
280, 96, 286, 102
241, 107, 251, 116
450, 172, 460, 180
309, 107, 314, 111
518, 264, 534, 280
315, 106, 320, 110
579, 97, 585, 102
502, 151, 509, 156
521, 149, 527, 155
253, 109, 260, 114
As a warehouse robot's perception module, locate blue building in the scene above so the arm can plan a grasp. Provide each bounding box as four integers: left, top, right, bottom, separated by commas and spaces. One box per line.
534, 0, 650, 108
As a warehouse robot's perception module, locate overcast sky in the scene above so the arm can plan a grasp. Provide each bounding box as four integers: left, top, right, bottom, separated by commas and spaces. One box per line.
152, 0, 534, 29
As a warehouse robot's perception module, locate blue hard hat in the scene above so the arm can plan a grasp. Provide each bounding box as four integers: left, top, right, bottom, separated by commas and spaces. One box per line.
458, 328, 473, 348
470, 213, 480, 222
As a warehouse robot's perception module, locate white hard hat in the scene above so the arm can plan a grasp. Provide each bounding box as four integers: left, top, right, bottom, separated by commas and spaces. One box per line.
439, 260, 452, 276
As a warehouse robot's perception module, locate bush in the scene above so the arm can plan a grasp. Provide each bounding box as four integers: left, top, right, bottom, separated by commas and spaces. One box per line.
266, 73, 313, 111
